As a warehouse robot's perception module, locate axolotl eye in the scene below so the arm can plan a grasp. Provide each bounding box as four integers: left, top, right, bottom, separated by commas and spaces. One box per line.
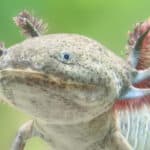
62, 53, 70, 60
58, 51, 74, 64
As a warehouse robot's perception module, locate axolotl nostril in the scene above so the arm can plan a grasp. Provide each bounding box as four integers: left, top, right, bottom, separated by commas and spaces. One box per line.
1, 11, 150, 150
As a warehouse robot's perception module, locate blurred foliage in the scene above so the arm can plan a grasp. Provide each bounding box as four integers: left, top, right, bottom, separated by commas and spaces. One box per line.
0, 0, 150, 149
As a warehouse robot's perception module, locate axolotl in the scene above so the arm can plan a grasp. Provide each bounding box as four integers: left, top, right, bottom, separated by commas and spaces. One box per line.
0, 11, 150, 150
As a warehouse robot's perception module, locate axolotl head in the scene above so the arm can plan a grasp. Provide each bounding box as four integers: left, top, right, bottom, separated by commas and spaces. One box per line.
0, 33, 133, 123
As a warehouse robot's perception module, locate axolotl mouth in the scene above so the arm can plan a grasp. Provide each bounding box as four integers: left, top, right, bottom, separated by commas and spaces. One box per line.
0, 69, 116, 124
0, 33, 143, 124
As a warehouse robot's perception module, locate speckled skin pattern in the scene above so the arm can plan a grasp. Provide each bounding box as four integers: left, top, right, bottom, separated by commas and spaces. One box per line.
0, 34, 133, 149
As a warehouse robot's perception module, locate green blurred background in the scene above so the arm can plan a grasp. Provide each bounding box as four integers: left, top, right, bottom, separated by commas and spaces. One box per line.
0, 0, 150, 149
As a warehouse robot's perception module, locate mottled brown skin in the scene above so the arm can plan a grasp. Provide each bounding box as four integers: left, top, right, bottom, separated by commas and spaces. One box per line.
0, 34, 133, 150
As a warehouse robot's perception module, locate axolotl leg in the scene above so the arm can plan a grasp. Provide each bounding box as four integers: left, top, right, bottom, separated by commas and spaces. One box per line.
11, 120, 43, 150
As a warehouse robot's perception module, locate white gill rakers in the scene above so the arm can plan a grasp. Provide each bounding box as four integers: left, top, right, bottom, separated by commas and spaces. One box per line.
135, 107, 150, 150
119, 106, 150, 150
119, 110, 131, 141
133, 109, 140, 150
127, 110, 135, 148
126, 110, 131, 141
139, 107, 149, 150
143, 116, 150, 150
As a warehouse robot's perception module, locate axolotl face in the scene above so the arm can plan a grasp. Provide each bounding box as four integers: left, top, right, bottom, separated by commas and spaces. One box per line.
0, 34, 130, 124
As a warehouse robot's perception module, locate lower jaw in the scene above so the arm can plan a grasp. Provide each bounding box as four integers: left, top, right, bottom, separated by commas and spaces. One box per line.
0, 69, 116, 125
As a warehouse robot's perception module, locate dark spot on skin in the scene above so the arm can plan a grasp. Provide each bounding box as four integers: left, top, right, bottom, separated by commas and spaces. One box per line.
98, 47, 102, 51
26, 80, 34, 86
30, 99, 37, 104
40, 87, 48, 92
11, 60, 31, 69
90, 78, 94, 82
0, 50, 3, 56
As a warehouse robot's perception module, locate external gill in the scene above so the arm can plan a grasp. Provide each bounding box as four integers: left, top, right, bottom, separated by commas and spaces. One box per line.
128, 28, 150, 68
119, 28, 150, 100
13, 10, 48, 37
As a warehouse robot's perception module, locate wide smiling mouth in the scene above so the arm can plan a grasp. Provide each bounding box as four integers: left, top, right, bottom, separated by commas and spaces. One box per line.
0, 68, 96, 90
